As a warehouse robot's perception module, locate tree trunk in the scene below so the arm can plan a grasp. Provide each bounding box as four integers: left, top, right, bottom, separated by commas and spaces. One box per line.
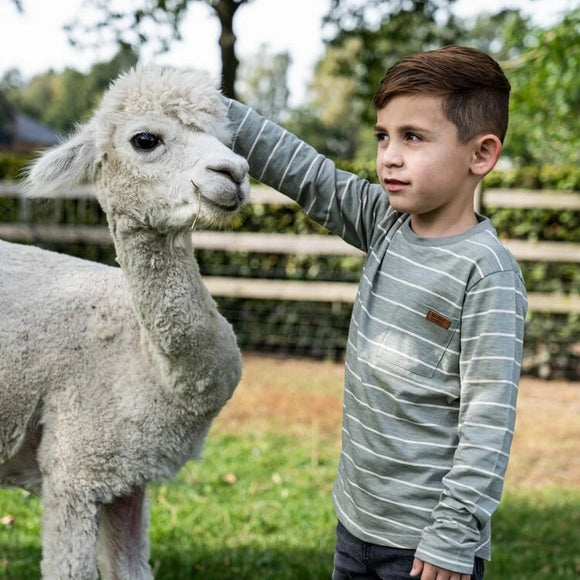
212, 0, 248, 100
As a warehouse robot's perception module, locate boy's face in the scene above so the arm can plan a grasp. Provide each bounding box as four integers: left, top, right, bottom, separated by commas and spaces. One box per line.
375, 94, 480, 236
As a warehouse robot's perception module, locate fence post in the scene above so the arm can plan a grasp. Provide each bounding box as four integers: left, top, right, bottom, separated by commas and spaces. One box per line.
18, 193, 31, 225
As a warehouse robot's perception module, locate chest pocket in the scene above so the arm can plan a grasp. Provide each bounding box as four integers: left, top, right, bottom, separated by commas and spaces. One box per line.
374, 300, 458, 378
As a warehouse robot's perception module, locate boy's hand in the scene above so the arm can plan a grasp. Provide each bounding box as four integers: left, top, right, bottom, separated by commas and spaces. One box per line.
410, 557, 471, 580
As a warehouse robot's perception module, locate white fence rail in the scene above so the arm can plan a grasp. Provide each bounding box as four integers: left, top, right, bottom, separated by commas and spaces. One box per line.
0, 182, 579, 314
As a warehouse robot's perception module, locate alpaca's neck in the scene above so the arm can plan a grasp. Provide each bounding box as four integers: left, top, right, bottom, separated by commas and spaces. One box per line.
110, 217, 215, 357
108, 215, 240, 409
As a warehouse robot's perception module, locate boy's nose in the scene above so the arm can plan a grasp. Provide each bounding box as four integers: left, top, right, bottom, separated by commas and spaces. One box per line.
379, 145, 404, 168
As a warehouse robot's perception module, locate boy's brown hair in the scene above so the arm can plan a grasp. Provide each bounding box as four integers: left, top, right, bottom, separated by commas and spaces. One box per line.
373, 45, 511, 143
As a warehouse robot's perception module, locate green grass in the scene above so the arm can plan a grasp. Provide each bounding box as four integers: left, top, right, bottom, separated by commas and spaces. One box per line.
487, 487, 580, 579
1, 432, 578, 579
0, 432, 338, 579
148, 432, 338, 579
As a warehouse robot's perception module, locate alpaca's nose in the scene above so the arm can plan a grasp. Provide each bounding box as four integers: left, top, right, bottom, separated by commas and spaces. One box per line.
208, 157, 249, 185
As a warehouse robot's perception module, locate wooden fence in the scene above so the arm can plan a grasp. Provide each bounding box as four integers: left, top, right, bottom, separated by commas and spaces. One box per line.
0, 182, 579, 315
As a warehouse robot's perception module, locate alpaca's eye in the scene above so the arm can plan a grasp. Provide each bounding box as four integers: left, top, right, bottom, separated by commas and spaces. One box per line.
131, 132, 160, 151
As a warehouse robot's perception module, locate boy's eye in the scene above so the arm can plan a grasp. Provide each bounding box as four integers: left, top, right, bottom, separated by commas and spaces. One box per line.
405, 132, 421, 142
375, 132, 388, 143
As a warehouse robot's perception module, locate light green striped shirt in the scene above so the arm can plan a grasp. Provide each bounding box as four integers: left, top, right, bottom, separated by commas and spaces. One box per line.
226, 99, 527, 575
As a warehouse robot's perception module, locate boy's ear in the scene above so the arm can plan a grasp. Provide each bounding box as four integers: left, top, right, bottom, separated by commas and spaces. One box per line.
470, 134, 502, 177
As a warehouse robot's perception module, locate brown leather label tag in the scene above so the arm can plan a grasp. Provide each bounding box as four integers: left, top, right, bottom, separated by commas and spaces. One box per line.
426, 309, 451, 330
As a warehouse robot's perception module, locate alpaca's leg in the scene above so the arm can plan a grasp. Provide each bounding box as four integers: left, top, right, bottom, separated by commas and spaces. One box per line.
40, 478, 100, 580
97, 487, 153, 580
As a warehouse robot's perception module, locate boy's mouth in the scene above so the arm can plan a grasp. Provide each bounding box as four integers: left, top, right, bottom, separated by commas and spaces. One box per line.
384, 178, 409, 192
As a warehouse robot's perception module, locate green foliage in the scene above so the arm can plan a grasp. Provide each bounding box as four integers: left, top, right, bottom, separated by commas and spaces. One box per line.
485, 165, 580, 191
304, 5, 578, 167
5, 47, 138, 132
336, 159, 377, 182
285, 105, 361, 160
464, 9, 532, 60
481, 167, 579, 254
284, 36, 368, 159
0, 489, 41, 578
503, 9, 580, 165
524, 312, 580, 377
484, 207, 579, 244
488, 487, 580, 579
150, 432, 338, 579
216, 298, 351, 360
0, 152, 31, 180
317, 0, 462, 142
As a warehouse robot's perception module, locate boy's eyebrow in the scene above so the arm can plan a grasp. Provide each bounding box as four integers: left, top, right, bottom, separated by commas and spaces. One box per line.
374, 123, 435, 135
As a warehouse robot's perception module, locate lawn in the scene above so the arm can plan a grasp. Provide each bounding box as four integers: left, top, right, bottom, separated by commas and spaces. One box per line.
1, 354, 578, 579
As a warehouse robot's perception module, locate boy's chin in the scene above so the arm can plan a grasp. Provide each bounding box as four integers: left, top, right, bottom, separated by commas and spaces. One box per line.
385, 194, 412, 213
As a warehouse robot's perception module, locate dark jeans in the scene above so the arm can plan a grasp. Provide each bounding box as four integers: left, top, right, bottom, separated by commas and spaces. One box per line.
332, 521, 485, 579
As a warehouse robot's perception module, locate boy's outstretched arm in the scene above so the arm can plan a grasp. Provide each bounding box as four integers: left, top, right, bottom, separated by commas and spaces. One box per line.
224, 98, 391, 253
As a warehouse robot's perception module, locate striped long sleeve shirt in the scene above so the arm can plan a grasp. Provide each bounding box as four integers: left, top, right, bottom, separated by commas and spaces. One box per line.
225, 99, 527, 575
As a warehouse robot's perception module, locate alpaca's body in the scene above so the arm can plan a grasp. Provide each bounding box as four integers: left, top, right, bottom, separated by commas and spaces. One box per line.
0, 239, 238, 494
0, 65, 249, 579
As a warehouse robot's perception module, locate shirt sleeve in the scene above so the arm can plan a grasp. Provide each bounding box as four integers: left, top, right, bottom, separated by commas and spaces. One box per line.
224, 97, 390, 253
414, 270, 528, 574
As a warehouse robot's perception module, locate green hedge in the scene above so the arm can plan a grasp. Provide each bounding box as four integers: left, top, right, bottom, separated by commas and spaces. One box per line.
484, 165, 580, 191
0, 152, 33, 180
0, 162, 578, 378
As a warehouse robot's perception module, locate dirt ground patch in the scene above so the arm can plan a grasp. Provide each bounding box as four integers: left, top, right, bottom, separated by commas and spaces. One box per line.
506, 377, 579, 488
215, 353, 579, 489
215, 354, 344, 442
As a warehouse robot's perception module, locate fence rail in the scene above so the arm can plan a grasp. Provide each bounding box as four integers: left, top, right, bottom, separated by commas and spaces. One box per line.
2, 225, 580, 264
0, 182, 579, 314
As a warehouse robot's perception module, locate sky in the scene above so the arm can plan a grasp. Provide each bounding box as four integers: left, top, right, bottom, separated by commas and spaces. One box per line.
0, 0, 575, 106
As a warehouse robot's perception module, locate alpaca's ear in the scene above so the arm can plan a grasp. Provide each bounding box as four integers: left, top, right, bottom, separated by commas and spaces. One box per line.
25, 122, 99, 196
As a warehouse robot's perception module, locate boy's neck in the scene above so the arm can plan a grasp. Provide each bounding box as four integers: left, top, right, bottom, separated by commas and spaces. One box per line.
410, 210, 479, 238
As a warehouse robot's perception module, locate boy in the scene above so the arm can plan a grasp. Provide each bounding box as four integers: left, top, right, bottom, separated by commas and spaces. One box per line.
225, 45, 527, 579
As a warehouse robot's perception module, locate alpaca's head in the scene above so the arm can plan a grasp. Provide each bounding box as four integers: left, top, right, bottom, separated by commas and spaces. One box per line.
26, 66, 250, 230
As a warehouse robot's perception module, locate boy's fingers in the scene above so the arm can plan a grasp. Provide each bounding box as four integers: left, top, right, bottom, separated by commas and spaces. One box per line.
410, 557, 424, 577
410, 558, 472, 580
432, 572, 471, 580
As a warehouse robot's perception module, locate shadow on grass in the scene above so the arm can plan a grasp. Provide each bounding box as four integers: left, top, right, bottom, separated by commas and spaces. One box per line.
0, 542, 333, 579
152, 544, 333, 579
1, 488, 578, 579
485, 487, 580, 579
0, 545, 41, 580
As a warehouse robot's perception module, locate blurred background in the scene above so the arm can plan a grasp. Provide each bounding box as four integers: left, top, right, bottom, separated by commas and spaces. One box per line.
0, 0, 578, 378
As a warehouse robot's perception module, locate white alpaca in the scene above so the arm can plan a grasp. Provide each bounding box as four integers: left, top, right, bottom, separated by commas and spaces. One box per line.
0, 66, 249, 579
